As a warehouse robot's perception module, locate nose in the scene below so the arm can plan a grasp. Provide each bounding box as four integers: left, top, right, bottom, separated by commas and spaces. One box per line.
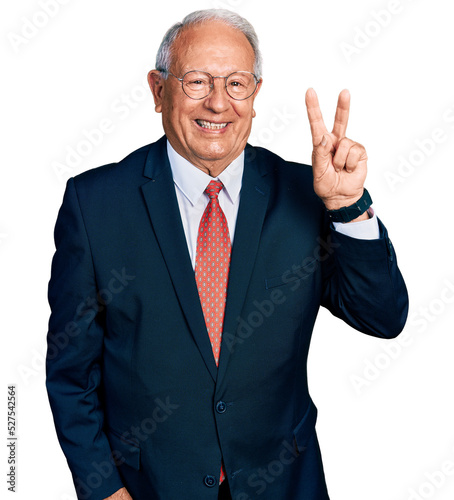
203, 77, 230, 113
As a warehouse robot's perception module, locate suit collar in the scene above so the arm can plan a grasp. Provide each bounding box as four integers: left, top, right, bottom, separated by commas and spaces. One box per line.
143, 135, 168, 179
166, 140, 244, 207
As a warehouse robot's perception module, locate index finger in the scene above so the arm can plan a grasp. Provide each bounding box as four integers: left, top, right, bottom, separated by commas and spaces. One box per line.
332, 89, 351, 139
305, 88, 328, 146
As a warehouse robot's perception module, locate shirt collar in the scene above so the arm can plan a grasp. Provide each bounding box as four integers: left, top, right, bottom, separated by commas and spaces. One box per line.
167, 140, 244, 206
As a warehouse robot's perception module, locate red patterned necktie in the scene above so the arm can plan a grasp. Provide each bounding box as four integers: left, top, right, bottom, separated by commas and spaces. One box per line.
195, 180, 230, 485
195, 180, 231, 367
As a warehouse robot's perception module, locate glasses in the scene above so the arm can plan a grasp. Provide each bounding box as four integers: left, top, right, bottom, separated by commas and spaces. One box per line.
161, 69, 260, 100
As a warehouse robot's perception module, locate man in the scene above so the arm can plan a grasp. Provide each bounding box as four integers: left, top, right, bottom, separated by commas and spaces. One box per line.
46, 9, 408, 500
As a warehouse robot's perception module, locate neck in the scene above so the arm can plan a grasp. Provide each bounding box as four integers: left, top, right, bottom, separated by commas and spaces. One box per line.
166, 139, 247, 178
193, 160, 229, 178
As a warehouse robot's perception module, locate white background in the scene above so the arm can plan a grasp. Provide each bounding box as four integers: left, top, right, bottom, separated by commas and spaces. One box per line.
2, 0, 454, 499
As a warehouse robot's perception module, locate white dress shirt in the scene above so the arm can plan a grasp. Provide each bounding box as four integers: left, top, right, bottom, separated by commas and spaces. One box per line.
167, 141, 379, 269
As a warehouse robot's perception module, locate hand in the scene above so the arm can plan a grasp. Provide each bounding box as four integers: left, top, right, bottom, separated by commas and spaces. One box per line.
104, 487, 133, 500
305, 88, 368, 212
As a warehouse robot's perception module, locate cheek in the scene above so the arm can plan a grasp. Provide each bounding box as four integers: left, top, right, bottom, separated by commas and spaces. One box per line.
235, 109, 254, 134
234, 101, 255, 121
170, 101, 200, 128
162, 104, 188, 133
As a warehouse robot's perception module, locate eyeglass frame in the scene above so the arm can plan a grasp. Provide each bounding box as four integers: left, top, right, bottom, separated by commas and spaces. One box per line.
157, 68, 261, 101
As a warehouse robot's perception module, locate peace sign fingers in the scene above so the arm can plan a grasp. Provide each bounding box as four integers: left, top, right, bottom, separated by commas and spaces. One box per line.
305, 88, 351, 145
332, 89, 351, 140
305, 88, 368, 212
305, 88, 329, 146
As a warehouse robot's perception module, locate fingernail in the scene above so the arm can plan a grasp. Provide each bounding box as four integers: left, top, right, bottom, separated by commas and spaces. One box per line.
321, 135, 327, 146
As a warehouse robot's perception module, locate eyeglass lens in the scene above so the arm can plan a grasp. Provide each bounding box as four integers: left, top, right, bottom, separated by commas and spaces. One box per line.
181, 71, 257, 100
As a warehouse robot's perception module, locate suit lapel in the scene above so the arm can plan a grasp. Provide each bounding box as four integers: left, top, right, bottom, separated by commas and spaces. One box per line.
218, 145, 270, 378
140, 139, 270, 383
140, 138, 218, 382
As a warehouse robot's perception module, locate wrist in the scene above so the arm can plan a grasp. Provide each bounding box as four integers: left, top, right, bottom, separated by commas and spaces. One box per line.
347, 208, 372, 223
322, 191, 363, 211
325, 189, 373, 223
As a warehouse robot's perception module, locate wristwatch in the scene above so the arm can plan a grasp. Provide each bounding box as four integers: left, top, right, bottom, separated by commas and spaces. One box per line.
326, 188, 373, 223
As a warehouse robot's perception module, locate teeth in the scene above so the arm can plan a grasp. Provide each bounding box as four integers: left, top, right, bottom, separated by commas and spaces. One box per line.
196, 120, 228, 130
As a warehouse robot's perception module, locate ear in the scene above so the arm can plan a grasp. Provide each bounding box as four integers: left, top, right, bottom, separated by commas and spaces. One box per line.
251, 78, 262, 118
255, 78, 263, 95
148, 70, 164, 113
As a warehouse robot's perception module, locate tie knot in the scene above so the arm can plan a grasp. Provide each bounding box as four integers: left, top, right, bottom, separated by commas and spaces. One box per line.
205, 180, 224, 200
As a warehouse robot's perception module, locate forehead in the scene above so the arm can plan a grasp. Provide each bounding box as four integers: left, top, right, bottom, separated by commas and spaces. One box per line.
171, 21, 255, 74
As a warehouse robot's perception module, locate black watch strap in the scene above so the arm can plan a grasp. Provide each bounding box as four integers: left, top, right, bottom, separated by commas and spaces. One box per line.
326, 188, 373, 223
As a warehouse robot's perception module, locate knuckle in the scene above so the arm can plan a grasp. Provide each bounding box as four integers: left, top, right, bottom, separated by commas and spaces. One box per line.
339, 137, 352, 147
345, 157, 357, 169
348, 147, 361, 159
352, 142, 366, 155
333, 156, 344, 169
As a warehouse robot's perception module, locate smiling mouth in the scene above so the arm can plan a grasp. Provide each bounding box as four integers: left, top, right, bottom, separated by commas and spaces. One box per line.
196, 119, 229, 130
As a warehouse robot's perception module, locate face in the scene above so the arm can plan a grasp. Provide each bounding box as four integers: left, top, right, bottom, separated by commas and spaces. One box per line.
148, 21, 262, 176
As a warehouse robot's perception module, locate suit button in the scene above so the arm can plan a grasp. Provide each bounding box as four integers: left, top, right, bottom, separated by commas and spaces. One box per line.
203, 475, 217, 488
216, 401, 227, 414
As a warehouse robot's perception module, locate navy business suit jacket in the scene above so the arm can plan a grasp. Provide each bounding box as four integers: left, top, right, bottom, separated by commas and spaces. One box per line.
46, 136, 408, 500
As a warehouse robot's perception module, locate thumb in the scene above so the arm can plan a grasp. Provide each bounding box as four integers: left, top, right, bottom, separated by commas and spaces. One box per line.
315, 134, 333, 157
312, 133, 332, 163
312, 134, 334, 180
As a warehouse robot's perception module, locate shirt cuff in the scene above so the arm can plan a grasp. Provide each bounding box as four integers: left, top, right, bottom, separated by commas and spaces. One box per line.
332, 208, 379, 240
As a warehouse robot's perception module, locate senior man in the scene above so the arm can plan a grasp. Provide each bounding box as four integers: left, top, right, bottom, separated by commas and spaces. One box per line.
46, 8, 408, 500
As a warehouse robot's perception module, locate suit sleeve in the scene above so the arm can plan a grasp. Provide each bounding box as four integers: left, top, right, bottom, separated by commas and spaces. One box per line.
321, 217, 409, 338
46, 178, 124, 500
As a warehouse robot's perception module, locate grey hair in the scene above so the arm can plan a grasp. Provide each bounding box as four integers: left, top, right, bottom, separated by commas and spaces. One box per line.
155, 9, 263, 79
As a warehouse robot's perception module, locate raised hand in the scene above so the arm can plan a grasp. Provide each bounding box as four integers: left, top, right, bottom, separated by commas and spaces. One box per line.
305, 88, 367, 212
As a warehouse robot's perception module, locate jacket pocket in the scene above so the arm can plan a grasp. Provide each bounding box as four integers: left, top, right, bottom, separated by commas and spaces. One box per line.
292, 399, 318, 453
107, 427, 141, 471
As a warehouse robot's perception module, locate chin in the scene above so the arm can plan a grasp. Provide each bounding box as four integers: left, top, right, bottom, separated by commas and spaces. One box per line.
194, 145, 230, 162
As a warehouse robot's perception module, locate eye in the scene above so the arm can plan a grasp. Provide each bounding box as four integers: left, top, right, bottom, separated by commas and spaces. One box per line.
229, 79, 246, 88
184, 73, 211, 91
